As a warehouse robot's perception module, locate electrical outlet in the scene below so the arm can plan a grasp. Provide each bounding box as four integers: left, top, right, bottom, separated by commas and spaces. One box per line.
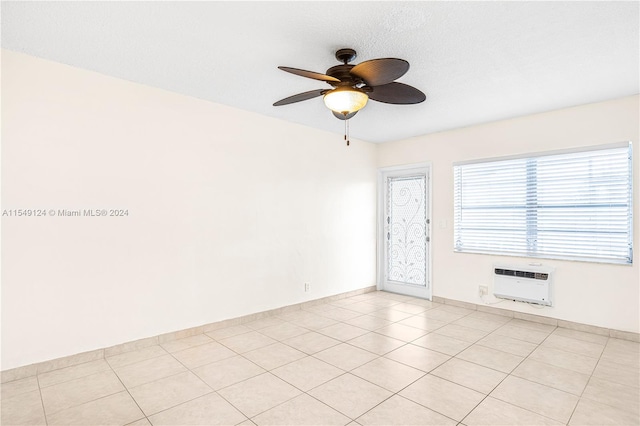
479, 285, 488, 297
304, 282, 310, 292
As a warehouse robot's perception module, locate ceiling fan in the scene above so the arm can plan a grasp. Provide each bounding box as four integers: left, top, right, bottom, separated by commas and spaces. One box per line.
273, 48, 426, 123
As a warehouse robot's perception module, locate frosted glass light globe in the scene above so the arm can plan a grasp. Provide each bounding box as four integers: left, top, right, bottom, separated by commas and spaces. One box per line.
323, 87, 368, 114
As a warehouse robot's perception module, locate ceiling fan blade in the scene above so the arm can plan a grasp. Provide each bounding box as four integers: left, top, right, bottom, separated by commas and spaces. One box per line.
332, 111, 358, 120
273, 89, 326, 106
350, 58, 409, 86
278, 66, 340, 82
368, 82, 426, 104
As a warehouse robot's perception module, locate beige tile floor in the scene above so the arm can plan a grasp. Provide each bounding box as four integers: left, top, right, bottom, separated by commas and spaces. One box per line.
2, 291, 639, 426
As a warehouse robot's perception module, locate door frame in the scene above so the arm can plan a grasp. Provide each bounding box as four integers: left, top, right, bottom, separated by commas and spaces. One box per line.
377, 163, 433, 300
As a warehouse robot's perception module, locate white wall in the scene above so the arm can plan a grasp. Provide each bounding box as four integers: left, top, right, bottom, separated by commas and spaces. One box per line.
379, 95, 640, 333
1, 50, 378, 370
2, 50, 638, 371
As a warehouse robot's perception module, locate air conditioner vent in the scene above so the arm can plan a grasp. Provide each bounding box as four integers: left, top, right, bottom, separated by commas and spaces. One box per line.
494, 268, 549, 281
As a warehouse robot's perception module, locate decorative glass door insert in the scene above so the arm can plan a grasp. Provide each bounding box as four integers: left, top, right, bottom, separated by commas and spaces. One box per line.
387, 175, 427, 286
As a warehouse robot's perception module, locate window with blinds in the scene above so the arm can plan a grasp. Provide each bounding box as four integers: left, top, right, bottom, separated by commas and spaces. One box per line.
453, 142, 633, 264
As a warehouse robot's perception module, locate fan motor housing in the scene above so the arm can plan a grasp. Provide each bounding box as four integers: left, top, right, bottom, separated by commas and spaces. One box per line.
326, 64, 355, 86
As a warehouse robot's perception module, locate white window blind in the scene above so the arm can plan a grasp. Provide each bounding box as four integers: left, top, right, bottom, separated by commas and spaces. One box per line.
453, 142, 633, 264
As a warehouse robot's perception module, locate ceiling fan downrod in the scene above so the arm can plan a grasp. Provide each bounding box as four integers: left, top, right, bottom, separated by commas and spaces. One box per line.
335, 48, 357, 64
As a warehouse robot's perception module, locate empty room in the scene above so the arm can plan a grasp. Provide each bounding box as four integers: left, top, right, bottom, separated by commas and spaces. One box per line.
1, 2, 639, 425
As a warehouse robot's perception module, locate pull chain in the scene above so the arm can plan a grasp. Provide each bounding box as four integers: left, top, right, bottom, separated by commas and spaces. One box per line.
341, 112, 351, 146
344, 117, 350, 146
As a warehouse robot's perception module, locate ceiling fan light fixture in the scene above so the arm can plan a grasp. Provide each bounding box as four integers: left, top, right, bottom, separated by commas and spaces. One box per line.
323, 87, 368, 115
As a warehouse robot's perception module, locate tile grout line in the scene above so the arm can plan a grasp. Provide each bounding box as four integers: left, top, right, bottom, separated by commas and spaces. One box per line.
211, 388, 253, 424
252, 370, 353, 422
35, 359, 113, 390
165, 320, 368, 421
106, 356, 170, 376
458, 323, 563, 425
302, 302, 572, 423
145, 335, 255, 423
109, 340, 231, 420
565, 331, 608, 425
529, 337, 607, 363
299, 388, 359, 423
129, 342, 233, 422
105, 360, 152, 425
221, 303, 438, 423
35, 366, 131, 420
346, 351, 463, 425
35, 374, 49, 426
350, 309, 525, 423
140, 387, 220, 422
571, 336, 640, 417
289, 307, 465, 424
435, 357, 514, 420
159, 335, 216, 355
40, 386, 130, 421
237, 371, 307, 421
490, 323, 620, 424
516, 332, 607, 386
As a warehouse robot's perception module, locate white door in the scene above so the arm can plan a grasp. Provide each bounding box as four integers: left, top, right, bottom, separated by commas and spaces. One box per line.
379, 166, 431, 299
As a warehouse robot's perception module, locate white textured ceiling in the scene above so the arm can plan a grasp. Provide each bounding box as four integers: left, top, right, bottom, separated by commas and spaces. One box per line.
2, 1, 638, 143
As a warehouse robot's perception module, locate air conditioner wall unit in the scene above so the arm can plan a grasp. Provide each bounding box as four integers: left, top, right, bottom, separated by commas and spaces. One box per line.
493, 263, 554, 306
